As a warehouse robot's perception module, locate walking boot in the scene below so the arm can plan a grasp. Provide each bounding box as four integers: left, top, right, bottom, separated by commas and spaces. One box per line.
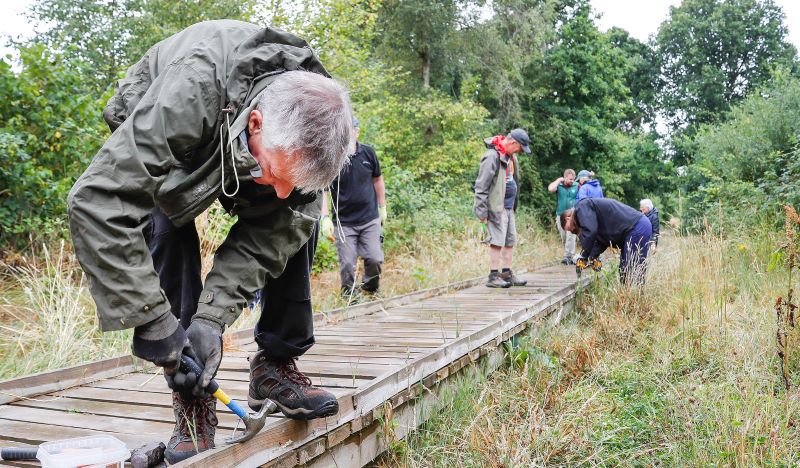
164, 392, 217, 464
501, 269, 528, 286
486, 271, 511, 288
248, 349, 339, 420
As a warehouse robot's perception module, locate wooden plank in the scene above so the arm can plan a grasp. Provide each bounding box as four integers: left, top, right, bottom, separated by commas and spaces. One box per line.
0, 405, 176, 436
223, 351, 416, 366
316, 324, 486, 334
0, 418, 160, 447
0, 355, 152, 405
88, 373, 360, 396
9, 396, 245, 430
314, 336, 448, 347
52, 384, 351, 408
218, 357, 397, 377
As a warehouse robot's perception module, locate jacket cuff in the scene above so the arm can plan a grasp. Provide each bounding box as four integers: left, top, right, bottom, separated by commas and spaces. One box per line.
195, 300, 238, 329
131, 325, 187, 363
191, 314, 226, 333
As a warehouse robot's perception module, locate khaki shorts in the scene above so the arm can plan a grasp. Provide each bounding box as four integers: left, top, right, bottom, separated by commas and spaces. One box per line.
487, 208, 517, 247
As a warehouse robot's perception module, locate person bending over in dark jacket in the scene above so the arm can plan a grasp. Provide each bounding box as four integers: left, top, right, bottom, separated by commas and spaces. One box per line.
68, 20, 355, 463
640, 198, 660, 249
560, 198, 652, 285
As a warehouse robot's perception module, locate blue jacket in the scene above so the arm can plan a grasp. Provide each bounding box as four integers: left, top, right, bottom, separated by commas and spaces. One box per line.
577, 179, 604, 201
646, 208, 660, 245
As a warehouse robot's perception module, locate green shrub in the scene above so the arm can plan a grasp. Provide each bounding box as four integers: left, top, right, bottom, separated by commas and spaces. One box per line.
685, 71, 800, 229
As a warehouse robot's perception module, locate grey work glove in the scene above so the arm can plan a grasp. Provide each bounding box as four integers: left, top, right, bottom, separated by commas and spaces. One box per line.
131, 311, 190, 375
179, 317, 224, 397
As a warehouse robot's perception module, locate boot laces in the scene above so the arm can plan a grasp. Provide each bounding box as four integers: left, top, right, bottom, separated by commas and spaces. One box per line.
276, 358, 312, 386
176, 394, 210, 439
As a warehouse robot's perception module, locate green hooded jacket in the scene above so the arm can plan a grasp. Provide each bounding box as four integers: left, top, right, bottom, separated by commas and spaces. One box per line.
68, 20, 328, 332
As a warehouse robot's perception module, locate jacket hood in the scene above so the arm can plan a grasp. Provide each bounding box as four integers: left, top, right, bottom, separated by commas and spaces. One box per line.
225, 25, 329, 113
584, 179, 601, 187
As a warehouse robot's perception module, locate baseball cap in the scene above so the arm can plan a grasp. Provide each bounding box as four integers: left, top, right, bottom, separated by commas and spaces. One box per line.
577, 170, 591, 179
509, 128, 531, 154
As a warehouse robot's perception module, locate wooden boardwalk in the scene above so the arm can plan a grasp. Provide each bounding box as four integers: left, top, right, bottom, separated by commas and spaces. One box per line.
0, 264, 590, 467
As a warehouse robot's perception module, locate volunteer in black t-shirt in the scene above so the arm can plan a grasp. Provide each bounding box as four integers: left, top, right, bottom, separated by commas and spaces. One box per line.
321, 118, 387, 296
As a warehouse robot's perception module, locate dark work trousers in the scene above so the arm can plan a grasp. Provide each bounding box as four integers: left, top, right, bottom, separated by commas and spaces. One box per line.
619, 216, 652, 286
144, 207, 316, 360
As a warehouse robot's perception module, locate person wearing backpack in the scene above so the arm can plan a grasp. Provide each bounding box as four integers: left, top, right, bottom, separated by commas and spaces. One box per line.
473, 128, 532, 288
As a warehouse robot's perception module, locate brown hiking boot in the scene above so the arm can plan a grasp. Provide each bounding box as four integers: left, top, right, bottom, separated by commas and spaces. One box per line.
164, 392, 217, 464
501, 269, 528, 286
248, 350, 339, 420
486, 271, 511, 288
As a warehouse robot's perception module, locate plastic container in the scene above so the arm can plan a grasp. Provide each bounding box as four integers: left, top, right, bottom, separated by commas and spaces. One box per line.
37, 435, 128, 468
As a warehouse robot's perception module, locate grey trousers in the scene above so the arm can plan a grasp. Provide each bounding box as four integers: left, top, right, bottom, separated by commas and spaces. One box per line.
556, 215, 576, 260
334, 217, 384, 292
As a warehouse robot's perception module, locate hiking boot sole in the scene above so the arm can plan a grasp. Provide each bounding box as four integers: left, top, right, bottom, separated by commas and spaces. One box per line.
249, 397, 339, 420
486, 282, 511, 288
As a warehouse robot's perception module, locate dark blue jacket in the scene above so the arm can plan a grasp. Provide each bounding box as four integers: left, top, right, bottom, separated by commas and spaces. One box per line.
646, 208, 660, 245
573, 198, 644, 259
577, 179, 604, 201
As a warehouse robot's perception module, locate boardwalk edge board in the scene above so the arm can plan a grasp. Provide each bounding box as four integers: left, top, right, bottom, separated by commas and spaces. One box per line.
0, 356, 154, 406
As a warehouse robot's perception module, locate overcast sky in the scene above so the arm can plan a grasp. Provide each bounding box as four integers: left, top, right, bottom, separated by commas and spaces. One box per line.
2, 0, 800, 60
591, 0, 800, 46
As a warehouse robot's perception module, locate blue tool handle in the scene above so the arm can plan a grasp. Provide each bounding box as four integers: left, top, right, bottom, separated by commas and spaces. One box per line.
179, 355, 219, 394
179, 355, 249, 420
224, 397, 249, 419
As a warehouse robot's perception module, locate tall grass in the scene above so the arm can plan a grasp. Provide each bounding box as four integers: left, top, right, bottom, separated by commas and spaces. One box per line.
386, 225, 800, 466
0, 242, 130, 379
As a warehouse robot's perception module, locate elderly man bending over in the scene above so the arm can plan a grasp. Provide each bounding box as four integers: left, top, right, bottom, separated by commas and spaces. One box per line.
68, 20, 355, 463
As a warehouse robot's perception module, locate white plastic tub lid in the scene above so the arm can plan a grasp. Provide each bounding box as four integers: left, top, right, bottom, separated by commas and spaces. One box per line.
37, 435, 128, 468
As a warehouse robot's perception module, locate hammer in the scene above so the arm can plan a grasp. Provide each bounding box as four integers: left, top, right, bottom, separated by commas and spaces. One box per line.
179, 355, 275, 444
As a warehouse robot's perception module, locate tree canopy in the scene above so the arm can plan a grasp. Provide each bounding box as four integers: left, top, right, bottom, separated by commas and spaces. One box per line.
0, 0, 798, 246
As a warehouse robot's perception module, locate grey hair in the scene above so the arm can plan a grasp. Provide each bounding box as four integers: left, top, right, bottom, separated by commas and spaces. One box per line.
258, 71, 355, 192
640, 199, 654, 210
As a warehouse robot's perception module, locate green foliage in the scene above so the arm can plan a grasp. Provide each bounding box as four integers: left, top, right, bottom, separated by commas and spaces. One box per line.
607, 27, 659, 126
0, 45, 108, 245
27, 0, 256, 94
311, 237, 339, 273
9, 0, 797, 250
518, 0, 673, 218
655, 0, 798, 137
376, 0, 469, 89
684, 72, 800, 228
359, 90, 491, 187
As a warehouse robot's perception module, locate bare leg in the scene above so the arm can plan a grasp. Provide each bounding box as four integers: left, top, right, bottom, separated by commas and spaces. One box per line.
501, 246, 514, 269
489, 245, 503, 270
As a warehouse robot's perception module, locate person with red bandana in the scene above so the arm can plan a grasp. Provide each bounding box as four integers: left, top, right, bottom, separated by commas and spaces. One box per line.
473, 128, 532, 288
